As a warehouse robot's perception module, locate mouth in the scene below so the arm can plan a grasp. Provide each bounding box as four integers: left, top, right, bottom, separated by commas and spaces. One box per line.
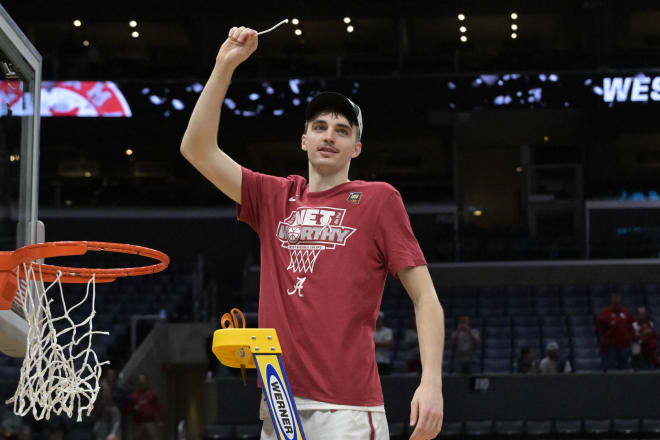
317, 145, 338, 154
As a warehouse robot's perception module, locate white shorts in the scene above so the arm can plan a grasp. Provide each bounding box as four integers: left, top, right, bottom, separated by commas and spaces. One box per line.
259, 398, 390, 440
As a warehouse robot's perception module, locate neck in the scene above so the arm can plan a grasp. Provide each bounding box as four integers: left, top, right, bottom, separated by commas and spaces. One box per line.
308, 163, 350, 192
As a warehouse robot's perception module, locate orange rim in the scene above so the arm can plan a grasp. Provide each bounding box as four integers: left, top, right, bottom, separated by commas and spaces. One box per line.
0, 241, 169, 283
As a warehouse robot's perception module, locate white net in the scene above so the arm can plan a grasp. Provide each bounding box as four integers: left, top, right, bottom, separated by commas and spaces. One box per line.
6, 261, 108, 421
286, 245, 324, 273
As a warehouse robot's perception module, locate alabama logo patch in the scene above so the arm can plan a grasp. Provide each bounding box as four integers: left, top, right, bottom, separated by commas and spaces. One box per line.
347, 192, 362, 204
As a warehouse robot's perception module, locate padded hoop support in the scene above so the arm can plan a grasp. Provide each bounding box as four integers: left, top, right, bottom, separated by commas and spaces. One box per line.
0, 241, 169, 310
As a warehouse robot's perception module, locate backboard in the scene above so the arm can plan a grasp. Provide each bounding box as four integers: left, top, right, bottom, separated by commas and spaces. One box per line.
0, 4, 42, 357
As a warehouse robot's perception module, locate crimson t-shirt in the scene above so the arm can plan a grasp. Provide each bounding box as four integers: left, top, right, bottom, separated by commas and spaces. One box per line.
237, 167, 426, 406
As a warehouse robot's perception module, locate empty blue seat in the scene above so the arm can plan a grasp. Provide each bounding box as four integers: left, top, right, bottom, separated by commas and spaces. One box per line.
465, 420, 493, 436
509, 297, 533, 308
513, 316, 539, 327
568, 315, 594, 326
495, 420, 524, 435
480, 297, 506, 308
453, 297, 478, 307
484, 339, 512, 349
514, 338, 541, 351
541, 326, 568, 338
451, 307, 477, 318
574, 357, 602, 372
507, 307, 535, 316
616, 284, 640, 295
554, 420, 583, 435
564, 304, 590, 315
486, 327, 511, 338
613, 418, 640, 434
584, 419, 611, 435
525, 420, 552, 436
588, 284, 610, 297
484, 348, 512, 359
483, 359, 511, 373
540, 316, 566, 326
513, 327, 540, 338
572, 336, 598, 349
480, 308, 506, 317
535, 306, 562, 316
485, 317, 511, 327
574, 347, 600, 358
571, 325, 596, 337
439, 421, 463, 436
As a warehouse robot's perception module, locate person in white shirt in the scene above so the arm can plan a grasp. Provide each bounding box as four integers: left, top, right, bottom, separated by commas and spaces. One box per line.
374, 312, 394, 375
539, 341, 572, 374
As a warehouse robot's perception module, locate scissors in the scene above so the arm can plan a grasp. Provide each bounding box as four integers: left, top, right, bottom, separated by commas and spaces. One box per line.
221, 308, 246, 330
220, 308, 248, 385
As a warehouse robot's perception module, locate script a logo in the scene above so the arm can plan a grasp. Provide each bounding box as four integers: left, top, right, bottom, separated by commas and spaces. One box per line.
266, 364, 297, 440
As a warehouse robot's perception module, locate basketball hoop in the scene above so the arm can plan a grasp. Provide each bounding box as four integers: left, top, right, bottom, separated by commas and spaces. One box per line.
286, 244, 324, 273
0, 241, 169, 421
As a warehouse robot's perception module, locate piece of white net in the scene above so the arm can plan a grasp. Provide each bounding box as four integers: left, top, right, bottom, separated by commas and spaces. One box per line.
6, 261, 109, 421
286, 245, 324, 273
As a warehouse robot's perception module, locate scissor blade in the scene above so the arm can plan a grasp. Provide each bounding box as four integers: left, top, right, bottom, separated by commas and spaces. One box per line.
240, 364, 247, 386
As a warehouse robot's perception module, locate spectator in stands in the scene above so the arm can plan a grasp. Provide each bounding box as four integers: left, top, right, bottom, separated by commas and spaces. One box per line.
404, 320, 421, 373
451, 316, 481, 374
632, 307, 660, 369
596, 292, 634, 370
126, 373, 164, 440
94, 368, 123, 440
516, 346, 539, 373
373, 312, 393, 375
0, 410, 21, 439
17, 426, 31, 440
539, 341, 572, 374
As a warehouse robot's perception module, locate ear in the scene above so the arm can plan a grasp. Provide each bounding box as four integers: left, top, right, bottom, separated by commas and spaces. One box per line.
301, 133, 307, 151
351, 141, 362, 159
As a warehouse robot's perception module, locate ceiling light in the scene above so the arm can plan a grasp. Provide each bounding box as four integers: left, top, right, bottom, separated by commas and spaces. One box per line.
73, 20, 82, 27
126, 149, 133, 156
473, 210, 483, 216
511, 23, 518, 30
347, 25, 354, 33
511, 12, 518, 20
343, 17, 351, 24
459, 26, 467, 33
511, 33, 517, 39
516, 167, 522, 173
458, 14, 465, 21
294, 29, 302, 36
291, 18, 299, 25
82, 40, 90, 47
129, 20, 138, 28
460, 35, 468, 43
543, 136, 549, 142
84, 171, 92, 178
132, 31, 139, 38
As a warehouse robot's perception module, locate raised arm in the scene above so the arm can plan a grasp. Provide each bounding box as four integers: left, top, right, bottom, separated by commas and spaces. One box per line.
180, 26, 258, 204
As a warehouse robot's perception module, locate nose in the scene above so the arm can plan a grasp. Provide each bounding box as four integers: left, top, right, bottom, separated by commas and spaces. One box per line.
322, 127, 335, 144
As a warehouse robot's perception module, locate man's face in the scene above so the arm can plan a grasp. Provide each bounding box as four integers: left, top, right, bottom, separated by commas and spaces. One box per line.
302, 112, 362, 174
611, 294, 622, 308
459, 317, 469, 328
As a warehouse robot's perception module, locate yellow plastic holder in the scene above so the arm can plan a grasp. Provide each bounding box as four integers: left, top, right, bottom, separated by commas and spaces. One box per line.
212, 327, 306, 440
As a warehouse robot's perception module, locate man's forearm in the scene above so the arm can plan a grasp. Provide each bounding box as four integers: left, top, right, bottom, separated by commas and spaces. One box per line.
181, 62, 234, 155
414, 291, 445, 384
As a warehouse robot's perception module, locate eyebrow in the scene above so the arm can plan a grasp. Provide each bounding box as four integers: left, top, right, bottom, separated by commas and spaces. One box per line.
311, 119, 353, 132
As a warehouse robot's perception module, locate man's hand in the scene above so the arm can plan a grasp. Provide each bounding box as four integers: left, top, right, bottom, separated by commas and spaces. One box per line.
409, 381, 444, 439
216, 26, 258, 70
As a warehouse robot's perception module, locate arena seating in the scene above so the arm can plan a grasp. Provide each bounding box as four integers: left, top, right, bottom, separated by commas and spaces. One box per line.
377, 283, 658, 374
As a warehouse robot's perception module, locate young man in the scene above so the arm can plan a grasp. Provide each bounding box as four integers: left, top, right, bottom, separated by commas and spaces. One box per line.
181, 26, 445, 439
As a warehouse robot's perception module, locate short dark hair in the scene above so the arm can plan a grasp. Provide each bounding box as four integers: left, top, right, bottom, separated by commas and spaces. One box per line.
304, 110, 361, 141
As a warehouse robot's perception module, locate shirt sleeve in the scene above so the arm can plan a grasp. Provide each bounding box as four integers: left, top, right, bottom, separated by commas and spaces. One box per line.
236, 166, 289, 234
374, 190, 427, 276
